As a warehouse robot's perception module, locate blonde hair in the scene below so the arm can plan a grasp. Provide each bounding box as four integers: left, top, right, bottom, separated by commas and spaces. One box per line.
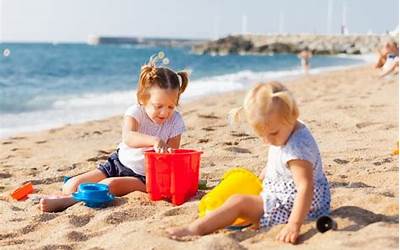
137, 58, 189, 105
230, 81, 299, 135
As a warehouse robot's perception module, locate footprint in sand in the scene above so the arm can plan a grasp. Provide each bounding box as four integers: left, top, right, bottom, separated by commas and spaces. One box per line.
202, 127, 215, 131
330, 181, 374, 189
2, 239, 25, 246
230, 132, 249, 137
87, 154, 109, 162
105, 207, 156, 225
0, 173, 12, 178
333, 158, 349, 165
35, 140, 47, 144
10, 136, 26, 140
355, 122, 379, 129
9, 218, 24, 222
80, 132, 90, 137
1, 141, 13, 145
69, 214, 93, 227
346, 182, 374, 188
198, 139, 209, 143
29, 176, 64, 185
197, 114, 220, 119
98, 149, 112, 155
57, 164, 78, 172
223, 141, 239, 146
11, 206, 24, 211
162, 206, 192, 217
19, 223, 39, 234
49, 128, 62, 134
225, 147, 251, 154
373, 157, 392, 166
40, 244, 73, 250
181, 109, 196, 116
380, 191, 395, 198
381, 124, 396, 130
0, 232, 18, 240
66, 231, 89, 242
238, 136, 257, 141
34, 213, 59, 222
230, 132, 257, 141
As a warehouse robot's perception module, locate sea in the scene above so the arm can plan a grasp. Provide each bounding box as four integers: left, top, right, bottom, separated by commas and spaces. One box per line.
0, 43, 367, 138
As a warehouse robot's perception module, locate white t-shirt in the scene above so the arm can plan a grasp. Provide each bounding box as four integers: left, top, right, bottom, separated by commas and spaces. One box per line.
118, 105, 186, 176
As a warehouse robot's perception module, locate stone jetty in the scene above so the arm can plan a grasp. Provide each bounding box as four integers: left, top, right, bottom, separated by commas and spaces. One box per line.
192, 34, 399, 55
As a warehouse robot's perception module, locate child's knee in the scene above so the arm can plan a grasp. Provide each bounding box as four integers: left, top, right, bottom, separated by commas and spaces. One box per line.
62, 177, 82, 194
98, 178, 113, 189
99, 178, 110, 184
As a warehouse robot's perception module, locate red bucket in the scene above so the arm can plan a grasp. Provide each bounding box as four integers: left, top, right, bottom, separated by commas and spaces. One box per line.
145, 149, 202, 205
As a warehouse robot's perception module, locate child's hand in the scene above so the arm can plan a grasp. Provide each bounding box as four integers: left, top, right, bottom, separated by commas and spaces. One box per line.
153, 139, 172, 153
276, 222, 300, 244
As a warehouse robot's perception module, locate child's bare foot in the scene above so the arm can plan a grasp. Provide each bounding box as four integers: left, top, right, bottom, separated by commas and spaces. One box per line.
167, 226, 199, 238
39, 195, 77, 212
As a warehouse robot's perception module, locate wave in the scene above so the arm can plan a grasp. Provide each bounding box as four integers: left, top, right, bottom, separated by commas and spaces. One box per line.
334, 53, 376, 63
0, 59, 368, 138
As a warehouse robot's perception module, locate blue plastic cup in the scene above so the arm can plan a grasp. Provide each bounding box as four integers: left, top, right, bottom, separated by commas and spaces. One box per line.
72, 183, 114, 208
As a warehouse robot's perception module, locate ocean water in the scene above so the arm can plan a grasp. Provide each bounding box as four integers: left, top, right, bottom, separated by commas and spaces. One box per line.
0, 43, 365, 138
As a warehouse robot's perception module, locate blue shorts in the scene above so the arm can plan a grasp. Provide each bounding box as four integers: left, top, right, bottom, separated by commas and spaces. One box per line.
97, 151, 146, 184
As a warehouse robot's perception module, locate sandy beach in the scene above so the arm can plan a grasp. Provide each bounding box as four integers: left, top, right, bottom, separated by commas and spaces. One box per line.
0, 65, 398, 249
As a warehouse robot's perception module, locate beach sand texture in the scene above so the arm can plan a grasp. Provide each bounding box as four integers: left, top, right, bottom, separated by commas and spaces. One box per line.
0, 66, 398, 250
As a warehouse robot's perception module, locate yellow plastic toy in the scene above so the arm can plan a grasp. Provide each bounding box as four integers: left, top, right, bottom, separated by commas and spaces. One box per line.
198, 167, 263, 226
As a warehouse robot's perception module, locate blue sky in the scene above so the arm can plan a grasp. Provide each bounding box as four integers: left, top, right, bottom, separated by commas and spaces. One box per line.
1, 0, 398, 42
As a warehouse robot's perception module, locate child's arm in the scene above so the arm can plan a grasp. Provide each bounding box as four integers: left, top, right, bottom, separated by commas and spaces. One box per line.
276, 159, 313, 244
122, 116, 160, 148
259, 166, 267, 180
374, 49, 387, 68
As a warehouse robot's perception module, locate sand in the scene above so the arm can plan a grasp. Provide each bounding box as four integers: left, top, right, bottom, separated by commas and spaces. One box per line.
0, 65, 398, 250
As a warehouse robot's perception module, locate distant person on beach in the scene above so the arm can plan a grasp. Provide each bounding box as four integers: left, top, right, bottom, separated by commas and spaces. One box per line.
374, 40, 399, 78
168, 82, 331, 244
298, 48, 312, 74
39, 54, 189, 212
